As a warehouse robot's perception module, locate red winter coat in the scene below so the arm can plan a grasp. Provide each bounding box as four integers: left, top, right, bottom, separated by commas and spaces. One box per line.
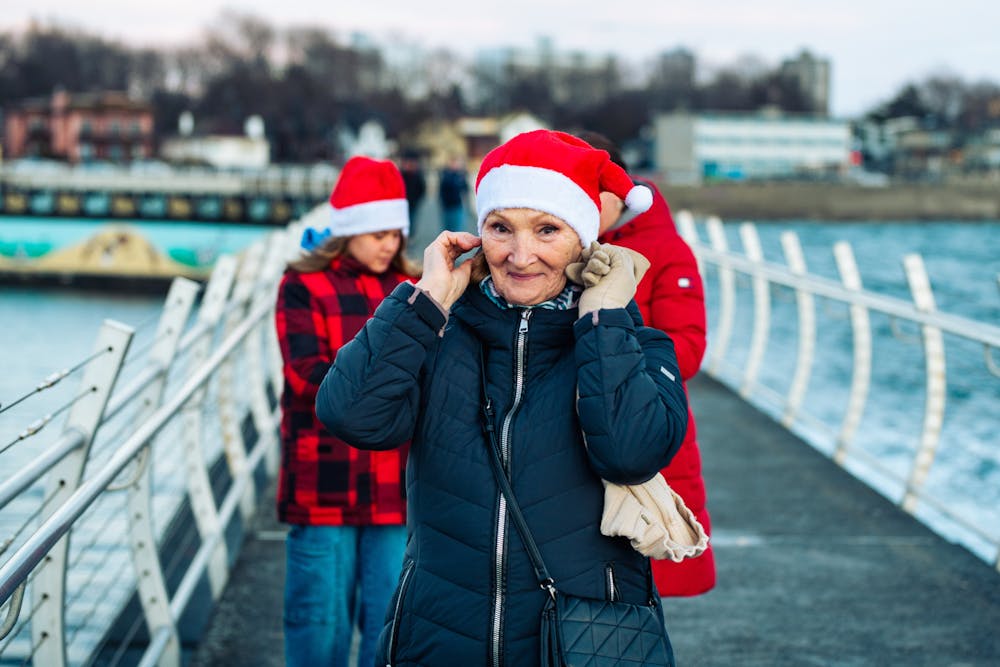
600, 178, 716, 596
275, 255, 411, 526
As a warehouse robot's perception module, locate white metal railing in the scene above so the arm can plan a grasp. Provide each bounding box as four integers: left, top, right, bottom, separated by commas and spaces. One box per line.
0, 209, 307, 666
675, 211, 1000, 569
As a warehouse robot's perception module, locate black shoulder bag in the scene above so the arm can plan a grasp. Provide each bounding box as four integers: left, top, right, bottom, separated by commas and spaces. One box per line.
478, 349, 674, 667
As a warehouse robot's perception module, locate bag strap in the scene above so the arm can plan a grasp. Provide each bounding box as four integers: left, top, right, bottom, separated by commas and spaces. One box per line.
479, 346, 557, 599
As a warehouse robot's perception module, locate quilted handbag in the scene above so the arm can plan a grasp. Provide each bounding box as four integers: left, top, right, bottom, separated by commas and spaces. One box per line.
479, 351, 673, 667
540, 594, 672, 667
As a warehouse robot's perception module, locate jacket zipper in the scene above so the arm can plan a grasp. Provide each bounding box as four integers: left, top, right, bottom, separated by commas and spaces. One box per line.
386, 561, 415, 667
605, 563, 619, 602
490, 309, 532, 667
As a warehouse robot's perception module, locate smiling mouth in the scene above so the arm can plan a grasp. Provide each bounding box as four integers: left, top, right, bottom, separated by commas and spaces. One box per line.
508, 272, 540, 281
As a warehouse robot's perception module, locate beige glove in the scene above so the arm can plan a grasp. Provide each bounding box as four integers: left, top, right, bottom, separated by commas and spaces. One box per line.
600, 474, 709, 562
565, 242, 651, 316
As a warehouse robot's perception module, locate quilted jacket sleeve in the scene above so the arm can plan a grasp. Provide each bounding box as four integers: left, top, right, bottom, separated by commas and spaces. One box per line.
574, 306, 688, 485
315, 282, 446, 450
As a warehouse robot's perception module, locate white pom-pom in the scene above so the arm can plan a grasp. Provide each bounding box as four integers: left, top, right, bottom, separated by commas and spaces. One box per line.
624, 184, 653, 213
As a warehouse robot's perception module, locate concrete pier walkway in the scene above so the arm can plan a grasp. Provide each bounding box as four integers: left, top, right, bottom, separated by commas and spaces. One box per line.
189, 374, 1000, 666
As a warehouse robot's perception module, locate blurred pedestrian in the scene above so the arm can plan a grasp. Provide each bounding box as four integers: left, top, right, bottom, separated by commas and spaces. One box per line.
275, 156, 419, 667
399, 149, 426, 229
437, 156, 469, 232
315, 130, 690, 666
577, 130, 716, 597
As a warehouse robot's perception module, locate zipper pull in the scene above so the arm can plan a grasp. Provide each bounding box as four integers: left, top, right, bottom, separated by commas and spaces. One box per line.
519, 309, 532, 333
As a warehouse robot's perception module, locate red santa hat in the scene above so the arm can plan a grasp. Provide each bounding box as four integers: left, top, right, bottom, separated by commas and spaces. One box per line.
474, 130, 652, 247
327, 156, 409, 238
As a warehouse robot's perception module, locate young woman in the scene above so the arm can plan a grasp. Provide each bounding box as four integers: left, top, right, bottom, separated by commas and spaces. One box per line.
275, 156, 418, 667
315, 131, 690, 666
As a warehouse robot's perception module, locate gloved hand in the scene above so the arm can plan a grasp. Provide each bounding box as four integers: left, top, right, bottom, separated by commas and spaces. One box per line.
565, 242, 651, 316
600, 474, 709, 562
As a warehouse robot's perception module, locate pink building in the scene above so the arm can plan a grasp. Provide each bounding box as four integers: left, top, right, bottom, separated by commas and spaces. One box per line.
3, 90, 155, 163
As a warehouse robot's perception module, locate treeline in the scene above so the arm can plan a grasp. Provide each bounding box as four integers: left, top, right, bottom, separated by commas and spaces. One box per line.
865, 78, 1000, 135
1, 12, 997, 163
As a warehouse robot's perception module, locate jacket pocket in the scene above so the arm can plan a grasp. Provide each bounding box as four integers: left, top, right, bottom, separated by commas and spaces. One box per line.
385, 560, 415, 666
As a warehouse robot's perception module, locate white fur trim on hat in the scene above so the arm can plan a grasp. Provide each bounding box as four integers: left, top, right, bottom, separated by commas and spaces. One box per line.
476, 164, 599, 247
329, 198, 409, 237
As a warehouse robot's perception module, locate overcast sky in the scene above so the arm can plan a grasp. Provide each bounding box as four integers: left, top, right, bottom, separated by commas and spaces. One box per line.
3, 0, 998, 117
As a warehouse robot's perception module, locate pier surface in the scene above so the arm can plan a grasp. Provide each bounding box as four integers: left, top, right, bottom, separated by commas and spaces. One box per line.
190, 374, 1000, 666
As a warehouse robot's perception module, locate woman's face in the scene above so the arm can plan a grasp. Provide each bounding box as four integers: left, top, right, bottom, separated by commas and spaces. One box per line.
346, 230, 402, 274
481, 208, 582, 306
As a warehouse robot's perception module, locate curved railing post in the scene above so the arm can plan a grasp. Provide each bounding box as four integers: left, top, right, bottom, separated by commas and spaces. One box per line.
674, 210, 702, 277
31, 321, 133, 667
833, 241, 872, 464
124, 277, 200, 667
270, 224, 304, 393
219, 242, 266, 522
739, 223, 771, 398
181, 256, 237, 598
246, 231, 288, 477
706, 216, 734, 375
780, 231, 816, 427
901, 254, 947, 513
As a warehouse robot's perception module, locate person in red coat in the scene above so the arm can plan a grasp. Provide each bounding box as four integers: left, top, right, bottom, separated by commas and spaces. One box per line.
275, 156, 420, 667
578, 132, 716, 597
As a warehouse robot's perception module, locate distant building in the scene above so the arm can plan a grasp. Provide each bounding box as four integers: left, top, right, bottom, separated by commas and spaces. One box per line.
408, 112, 547, 172
654, 111, 851, 184
964, 128, 1000, 172
650, 48, 696, 107
653, 48, 696, 89
893, 125, 955, 178
160, 135, 270, 170
3, 90, 154, 163
780, 50, 831, 116
458, 112, 547, 168
472, 37, 621, 110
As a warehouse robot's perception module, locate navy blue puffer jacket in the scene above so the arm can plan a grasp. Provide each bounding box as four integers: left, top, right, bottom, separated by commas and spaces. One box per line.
316, 281, 688, 667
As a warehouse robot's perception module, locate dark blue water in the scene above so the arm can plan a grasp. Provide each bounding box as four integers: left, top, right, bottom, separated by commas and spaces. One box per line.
698, 220, 1000, 559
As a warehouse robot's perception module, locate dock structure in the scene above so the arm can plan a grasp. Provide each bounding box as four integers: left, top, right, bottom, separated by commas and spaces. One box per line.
190, 374, 1000, 666
2, 197, 998, 667
0, 164, 337, 224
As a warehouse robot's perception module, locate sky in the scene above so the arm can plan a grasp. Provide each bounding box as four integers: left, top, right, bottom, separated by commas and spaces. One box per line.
2, 0, 999, 118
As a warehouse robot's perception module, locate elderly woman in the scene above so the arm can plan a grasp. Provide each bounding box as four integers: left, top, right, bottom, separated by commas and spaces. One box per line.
316, 130, 689, 667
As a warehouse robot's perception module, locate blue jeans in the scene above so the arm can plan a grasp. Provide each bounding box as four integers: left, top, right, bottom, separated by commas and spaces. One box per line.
284, 524, 407, 667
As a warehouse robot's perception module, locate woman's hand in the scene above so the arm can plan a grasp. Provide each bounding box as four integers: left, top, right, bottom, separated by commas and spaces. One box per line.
415, 231, 482, 310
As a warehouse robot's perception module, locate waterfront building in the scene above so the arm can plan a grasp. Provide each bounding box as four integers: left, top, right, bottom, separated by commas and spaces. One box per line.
964, 128, 1000, 172
158, 113, 270, 171
893, 125, 955, 178
780, 49, 831, 116
409, 113, 547, 171
160, 134, 270, 170
3, 90, 154, 163
653, 110, 852, 184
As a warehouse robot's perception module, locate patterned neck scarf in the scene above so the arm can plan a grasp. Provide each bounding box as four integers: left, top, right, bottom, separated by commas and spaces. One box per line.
479, 275, 580, 311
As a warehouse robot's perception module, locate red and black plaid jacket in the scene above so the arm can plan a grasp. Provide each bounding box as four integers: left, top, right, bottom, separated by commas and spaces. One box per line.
275, 255, 411, 525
